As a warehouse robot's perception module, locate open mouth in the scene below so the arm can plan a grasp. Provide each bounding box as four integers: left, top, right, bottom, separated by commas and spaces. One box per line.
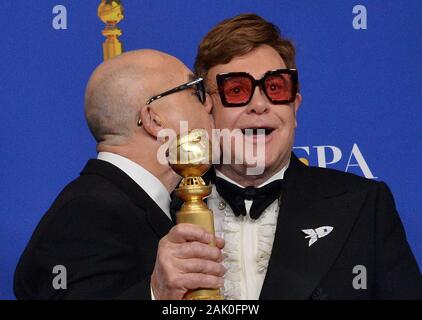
241, 128, 275, 136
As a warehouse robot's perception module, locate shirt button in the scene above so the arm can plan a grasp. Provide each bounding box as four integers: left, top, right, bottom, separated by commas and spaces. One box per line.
218, 200, 226, 210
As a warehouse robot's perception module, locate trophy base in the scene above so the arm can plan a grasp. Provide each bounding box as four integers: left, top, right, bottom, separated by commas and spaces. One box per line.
184, 289, 224, 300
184, 295, 225, 300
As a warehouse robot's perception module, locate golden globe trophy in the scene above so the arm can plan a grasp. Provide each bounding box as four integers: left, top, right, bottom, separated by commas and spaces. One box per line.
168, 129, 224, 300
98, 0, 125, 60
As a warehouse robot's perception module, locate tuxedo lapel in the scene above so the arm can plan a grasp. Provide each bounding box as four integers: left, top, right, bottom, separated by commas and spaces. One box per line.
81, 159, 174, 239
260, 154, 366, 299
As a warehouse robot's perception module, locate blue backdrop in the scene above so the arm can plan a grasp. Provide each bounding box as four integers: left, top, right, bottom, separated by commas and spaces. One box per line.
1, 1, 421, 299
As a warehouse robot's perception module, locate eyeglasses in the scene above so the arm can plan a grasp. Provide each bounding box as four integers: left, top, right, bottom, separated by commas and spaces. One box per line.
213, 68, 298, 107
146, 77, 206, 105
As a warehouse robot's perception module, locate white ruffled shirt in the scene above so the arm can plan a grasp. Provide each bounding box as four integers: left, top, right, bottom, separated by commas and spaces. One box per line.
208, 164, 288, 300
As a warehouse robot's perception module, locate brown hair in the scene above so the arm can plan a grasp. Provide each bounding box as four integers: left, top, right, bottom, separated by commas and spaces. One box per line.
194, 13, 297, 82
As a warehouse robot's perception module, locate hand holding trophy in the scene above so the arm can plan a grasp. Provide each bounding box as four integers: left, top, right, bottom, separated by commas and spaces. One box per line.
168, 129, 224, 300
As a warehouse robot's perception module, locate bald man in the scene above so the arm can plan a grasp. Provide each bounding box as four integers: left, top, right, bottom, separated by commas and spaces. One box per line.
14, 50, 225, 299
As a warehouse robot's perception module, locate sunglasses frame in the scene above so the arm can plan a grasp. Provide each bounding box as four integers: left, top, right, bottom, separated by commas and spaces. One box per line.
146, 77, 206, 105
216, 68, 298, 107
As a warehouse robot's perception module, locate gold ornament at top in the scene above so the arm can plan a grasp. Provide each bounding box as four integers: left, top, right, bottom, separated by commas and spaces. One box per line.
168, 129, 223, 300
98, 0, 125, 60
168, 129, 212, 182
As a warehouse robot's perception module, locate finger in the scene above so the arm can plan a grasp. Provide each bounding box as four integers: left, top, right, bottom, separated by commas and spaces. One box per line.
215, 236, 225, 249
175, 241, 223, 261
181, 274, 224, 291
167, 223, 213, 244
177, 258, 226, 277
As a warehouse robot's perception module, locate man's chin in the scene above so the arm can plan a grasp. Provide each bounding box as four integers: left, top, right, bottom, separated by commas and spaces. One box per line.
236, 155, 270, 176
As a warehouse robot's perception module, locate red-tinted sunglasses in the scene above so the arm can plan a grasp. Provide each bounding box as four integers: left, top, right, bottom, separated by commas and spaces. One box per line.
214, 68, 298, 107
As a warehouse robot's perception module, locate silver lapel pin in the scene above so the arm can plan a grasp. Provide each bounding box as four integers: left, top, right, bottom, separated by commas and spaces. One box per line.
302, 226, 334, 247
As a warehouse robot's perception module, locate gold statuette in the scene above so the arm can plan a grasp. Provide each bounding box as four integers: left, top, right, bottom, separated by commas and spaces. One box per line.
168, 129, 224, 300
98, 0, 125, 60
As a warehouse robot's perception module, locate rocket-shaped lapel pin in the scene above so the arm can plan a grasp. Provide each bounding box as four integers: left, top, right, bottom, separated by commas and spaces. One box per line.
302, 226, 334, 247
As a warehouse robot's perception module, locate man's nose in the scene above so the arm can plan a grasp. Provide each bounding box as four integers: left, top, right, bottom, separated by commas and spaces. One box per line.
245, 86, 269, 115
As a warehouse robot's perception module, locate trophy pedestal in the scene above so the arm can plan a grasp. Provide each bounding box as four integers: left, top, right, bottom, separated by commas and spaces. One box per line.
175, 182, 224, 300
169, 130, 224, 300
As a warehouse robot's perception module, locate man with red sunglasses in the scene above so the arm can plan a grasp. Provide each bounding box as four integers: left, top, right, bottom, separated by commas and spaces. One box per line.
154, 14, 421, 300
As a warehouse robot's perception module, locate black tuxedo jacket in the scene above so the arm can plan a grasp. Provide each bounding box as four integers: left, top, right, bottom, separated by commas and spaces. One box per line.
257, 153, 422, 299
14, 159, 173, 299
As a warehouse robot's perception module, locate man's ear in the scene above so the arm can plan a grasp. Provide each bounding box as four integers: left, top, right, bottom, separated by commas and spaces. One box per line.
140, 106, 164, 138
293, 93, 302, 128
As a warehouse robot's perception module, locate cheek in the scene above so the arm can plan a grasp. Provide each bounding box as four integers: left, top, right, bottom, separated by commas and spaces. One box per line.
213, 107, 240, 130
275, 107, 296, 128
181, 106, 203, 130
197, 109, 213, 132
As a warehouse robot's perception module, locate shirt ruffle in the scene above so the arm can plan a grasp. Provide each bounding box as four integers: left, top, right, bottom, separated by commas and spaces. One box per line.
219, 197, 279, 300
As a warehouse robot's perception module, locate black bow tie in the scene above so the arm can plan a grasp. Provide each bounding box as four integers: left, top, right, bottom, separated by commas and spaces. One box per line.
214, 177, 284, 219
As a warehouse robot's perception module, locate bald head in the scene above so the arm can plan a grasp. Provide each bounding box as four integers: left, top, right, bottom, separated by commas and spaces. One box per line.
84, 49, 185, 144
